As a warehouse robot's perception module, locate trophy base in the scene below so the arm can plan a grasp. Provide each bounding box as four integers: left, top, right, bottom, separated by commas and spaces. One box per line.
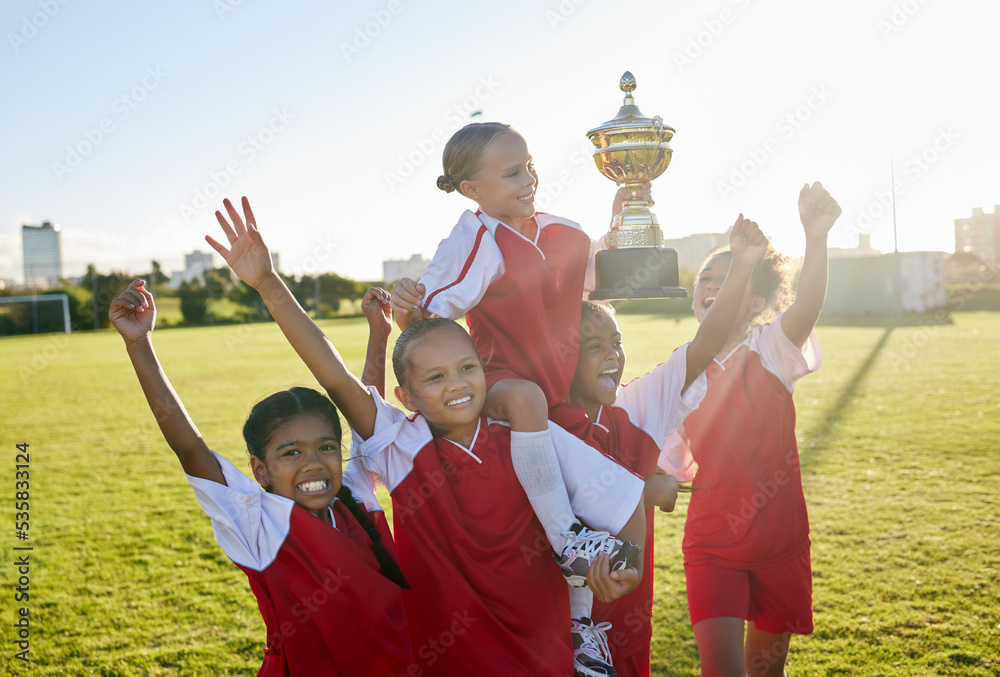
589, 247, 687, 300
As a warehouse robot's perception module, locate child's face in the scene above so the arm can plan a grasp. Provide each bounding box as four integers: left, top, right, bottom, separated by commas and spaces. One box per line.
395, 329, 486, 441
692, 253, 731, 323
693, 252, 763, 328
569, 313, 626, 416
465, 132, 537, 226
250, 414, 342, 522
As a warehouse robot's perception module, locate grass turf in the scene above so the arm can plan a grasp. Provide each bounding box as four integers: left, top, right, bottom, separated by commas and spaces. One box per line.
1, 312, 998, 675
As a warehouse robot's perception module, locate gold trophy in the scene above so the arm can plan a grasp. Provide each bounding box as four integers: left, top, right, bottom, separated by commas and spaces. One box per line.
587, 71, 685, 300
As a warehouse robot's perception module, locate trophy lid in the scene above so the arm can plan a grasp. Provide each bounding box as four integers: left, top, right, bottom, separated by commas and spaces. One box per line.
587, 71, 674, 137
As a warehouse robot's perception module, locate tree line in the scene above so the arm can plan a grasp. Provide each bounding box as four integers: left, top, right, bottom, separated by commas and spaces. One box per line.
0, 262, 374, 335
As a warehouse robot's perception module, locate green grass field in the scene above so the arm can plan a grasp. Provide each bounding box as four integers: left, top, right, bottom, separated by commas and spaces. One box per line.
2, 312, 998, 675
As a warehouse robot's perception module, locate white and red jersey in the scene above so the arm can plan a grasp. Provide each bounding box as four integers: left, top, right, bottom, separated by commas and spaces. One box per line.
550, 344, 706, 671
673, 313, 822, 568
419, 209, 603, 406
347, 386, 644, 677
186, 452, 413, 677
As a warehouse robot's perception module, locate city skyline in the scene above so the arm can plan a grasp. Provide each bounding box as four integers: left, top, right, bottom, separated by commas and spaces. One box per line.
3, 0, 999, 283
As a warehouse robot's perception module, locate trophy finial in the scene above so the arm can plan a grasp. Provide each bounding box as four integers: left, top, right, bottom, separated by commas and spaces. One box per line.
620, 71, 636, 93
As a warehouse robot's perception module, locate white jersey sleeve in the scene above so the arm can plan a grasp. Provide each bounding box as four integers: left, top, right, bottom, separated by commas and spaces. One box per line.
751, 311, 822, 392
185, 451, 294, 571
349, 386, 434, 493
342, 455, 386, 515
614, 343, 708, 448
549, 422, 645, 535
419, 210, 505, 320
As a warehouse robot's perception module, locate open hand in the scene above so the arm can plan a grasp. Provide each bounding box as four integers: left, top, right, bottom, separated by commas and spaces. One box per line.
205, 197, 274, 289
730, 214, 769, 266
109, 279, 155, 345
798, 181, 841, 238
362, 287, 392, 336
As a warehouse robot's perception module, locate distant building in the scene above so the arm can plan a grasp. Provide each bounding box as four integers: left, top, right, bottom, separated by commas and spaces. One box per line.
829, 233, 881, 259
383, 254, 430, 284
167, 250, 278, 288
167, 250, 215, 289
955, 205, 1000, 261
22, 221, 62, 288
826, 251, 946, 315
661, 232, 729, 275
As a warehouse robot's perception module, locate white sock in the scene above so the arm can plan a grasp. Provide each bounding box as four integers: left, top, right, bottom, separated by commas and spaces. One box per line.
510, 429, 577, 554
569, 583, 594, 621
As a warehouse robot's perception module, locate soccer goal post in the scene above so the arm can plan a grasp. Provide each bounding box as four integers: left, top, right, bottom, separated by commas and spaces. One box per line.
0, 294, 71, 334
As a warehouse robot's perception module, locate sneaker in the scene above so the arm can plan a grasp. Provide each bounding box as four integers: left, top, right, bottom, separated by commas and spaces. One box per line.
555, 521, 641, 587
571, 616, 616, 677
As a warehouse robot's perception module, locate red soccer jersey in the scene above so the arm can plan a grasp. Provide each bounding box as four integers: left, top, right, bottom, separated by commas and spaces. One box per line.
348, 388, 645, 676
550, 345, 707, 673
186, 452, 413, 677
420, 210, 594, 406
680, 317, 821, 568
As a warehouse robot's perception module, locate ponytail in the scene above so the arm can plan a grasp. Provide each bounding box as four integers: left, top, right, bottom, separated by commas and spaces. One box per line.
336, 485, 409, 589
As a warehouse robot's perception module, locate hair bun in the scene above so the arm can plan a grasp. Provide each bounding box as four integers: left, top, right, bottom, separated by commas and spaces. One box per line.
436, 175, 456, 193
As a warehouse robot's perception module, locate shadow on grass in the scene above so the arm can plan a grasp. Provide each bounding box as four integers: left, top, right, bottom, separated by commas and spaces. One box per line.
799, 326, 893, 472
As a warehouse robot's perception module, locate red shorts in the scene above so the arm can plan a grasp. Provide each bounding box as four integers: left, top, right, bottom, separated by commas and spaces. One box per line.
684, 549, 814, 635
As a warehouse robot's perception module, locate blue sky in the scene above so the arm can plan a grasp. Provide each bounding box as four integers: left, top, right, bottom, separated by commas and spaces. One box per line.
2, 0, 998, 283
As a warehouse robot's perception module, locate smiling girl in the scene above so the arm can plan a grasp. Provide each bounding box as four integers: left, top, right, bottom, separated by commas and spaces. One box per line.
390, 121, 661, 676
552, 215, 769, 676
207, 196, 646, 676
109, 280, 413, 676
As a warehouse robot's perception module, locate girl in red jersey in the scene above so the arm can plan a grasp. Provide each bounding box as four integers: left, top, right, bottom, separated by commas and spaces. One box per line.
109, 280, 413, 677
207, 196, 647, 677
552, 216, 769, 677
390, 122, 649, 675
672, 183, 841, 677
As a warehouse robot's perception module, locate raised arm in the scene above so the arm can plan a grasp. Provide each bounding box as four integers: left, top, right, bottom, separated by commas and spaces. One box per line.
110, 280, 225, 484
206, 197, 377, 439
684, 215, 768, 389
360, 287, 392, 398
782, 182, 841, 349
